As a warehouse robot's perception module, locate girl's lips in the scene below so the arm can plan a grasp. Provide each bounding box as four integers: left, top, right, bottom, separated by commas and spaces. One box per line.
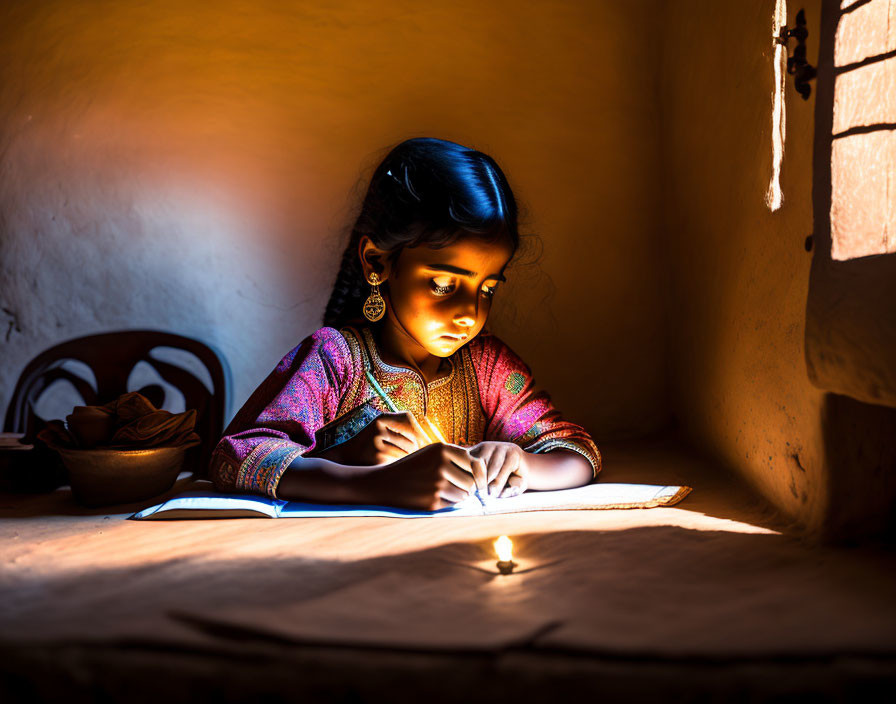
437, 333, 468, 341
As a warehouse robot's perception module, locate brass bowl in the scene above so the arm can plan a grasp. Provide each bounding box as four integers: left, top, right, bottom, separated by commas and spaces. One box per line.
56, 444, 195, 507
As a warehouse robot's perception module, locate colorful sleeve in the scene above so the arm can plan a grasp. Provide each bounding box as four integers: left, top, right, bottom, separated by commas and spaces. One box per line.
469, 334, 602, 479
208, 327, 355, 498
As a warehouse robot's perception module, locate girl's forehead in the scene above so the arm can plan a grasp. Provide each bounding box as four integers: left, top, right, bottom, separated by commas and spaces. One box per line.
400, 236, 514, 271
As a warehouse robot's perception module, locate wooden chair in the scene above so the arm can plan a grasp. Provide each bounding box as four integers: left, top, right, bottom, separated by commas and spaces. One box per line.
4, 330, 228, 477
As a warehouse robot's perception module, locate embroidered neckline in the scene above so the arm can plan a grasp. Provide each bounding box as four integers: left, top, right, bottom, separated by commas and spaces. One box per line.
359, 327, 456, 389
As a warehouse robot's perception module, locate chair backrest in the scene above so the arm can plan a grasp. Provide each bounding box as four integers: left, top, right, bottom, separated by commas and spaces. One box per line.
4, 330, 228, 477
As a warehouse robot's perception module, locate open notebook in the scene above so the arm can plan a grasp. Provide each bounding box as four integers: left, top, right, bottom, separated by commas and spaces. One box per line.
131, 482, 692, 520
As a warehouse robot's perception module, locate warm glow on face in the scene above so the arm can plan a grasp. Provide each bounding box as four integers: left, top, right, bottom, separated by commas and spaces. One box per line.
494, 535, 513, 562
766, 0, 787, 212
385, 237, 513, 358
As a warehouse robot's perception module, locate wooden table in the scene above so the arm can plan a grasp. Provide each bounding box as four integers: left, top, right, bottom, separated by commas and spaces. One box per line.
2, 435, 895, 702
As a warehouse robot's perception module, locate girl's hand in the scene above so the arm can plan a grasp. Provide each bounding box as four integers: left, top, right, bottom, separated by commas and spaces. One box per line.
354, 443, 487, 510
469, 441, 529, 498
316, 411, 432, 466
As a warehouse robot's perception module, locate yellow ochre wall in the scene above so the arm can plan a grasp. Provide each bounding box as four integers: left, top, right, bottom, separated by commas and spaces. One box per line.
659, 0, 866, 536
663, 0, 896, 540
7, 0, 889, 538
0, 0, 667, 440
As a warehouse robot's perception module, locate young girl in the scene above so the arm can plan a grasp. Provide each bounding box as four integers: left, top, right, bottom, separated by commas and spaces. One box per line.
209, 138, 600, 510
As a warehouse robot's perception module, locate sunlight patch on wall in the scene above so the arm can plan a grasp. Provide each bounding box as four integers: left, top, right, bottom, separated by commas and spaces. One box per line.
830, 0, 896, 260
766, 0, 788, 212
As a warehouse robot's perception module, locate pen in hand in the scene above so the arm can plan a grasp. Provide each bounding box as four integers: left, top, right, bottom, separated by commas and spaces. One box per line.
364, 369, 487, 505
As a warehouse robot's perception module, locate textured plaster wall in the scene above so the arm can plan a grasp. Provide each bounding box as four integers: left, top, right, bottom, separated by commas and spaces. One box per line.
659, 0, 858, 536
0, 0, 667, 439
804, 0, 896, 409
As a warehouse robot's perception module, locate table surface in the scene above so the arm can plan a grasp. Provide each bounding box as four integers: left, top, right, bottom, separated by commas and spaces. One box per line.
2, 434, 895, 661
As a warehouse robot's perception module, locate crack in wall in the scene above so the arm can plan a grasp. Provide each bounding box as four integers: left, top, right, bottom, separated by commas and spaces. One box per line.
1, 306, 22, 342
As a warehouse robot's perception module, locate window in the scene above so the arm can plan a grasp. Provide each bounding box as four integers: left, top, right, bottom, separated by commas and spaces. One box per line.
767, 0, 788, 211
830, 0, 896, 259
805, 0, 896, 408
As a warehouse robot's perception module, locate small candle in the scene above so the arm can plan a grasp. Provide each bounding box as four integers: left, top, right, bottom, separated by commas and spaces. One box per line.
494, 535, 515, 574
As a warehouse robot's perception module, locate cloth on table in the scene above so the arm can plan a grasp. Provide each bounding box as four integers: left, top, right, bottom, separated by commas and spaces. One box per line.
37, 391, 200, 450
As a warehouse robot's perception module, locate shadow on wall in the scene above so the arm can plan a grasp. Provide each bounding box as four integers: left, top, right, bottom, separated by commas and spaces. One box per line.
820, 393, 896, 543
0, 128, 321, 432
804, 0, 896, 543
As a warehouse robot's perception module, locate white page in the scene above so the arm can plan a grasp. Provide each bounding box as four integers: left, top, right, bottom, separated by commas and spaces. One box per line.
132, 483, 690, 520
456, 482, 691, 516
132, 493, 283, 519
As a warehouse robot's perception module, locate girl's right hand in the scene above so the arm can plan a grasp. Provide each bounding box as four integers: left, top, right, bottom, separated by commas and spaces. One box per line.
354, 443, 487, 511
316, 410, 432, 466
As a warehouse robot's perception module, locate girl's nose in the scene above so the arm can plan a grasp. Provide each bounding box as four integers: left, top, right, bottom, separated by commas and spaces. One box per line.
453, 292, 478, 328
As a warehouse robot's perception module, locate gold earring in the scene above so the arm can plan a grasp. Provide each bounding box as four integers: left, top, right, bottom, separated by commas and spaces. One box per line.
363, 272, 385, 322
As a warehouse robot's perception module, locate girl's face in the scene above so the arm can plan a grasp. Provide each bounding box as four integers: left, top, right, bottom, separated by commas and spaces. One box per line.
384, 235, 514, 358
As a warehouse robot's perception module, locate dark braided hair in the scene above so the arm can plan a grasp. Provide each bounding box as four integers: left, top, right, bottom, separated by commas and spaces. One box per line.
323, 137, 520, 329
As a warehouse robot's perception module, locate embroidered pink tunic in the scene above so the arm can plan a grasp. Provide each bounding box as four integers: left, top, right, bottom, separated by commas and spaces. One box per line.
209, 326, 601, 497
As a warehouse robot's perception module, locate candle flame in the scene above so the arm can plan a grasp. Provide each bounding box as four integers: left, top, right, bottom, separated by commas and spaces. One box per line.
494, 535, 513, 562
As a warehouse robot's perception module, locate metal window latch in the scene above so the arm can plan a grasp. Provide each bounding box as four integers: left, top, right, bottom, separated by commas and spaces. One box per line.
775, 8, 817, 100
